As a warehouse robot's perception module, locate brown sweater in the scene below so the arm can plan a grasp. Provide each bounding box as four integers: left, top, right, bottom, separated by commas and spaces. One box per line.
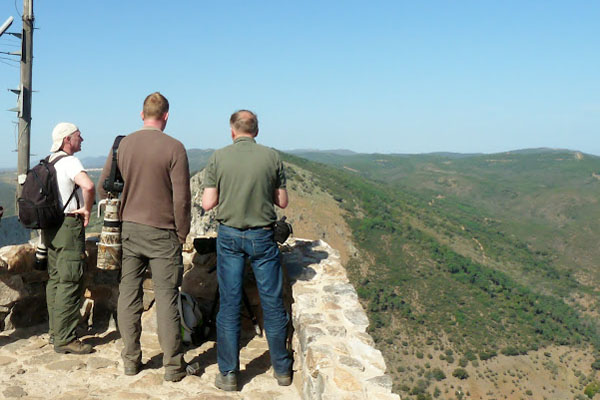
98, 127, 191, 243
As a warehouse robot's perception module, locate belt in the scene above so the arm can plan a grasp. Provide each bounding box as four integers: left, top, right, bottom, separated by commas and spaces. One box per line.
65, 213, 81, 219
220, 223, 273, 231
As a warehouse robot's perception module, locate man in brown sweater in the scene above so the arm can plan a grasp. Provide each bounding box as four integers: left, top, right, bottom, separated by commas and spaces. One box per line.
98, 92, 191, 382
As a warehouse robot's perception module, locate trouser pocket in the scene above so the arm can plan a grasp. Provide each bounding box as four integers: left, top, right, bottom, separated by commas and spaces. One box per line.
57, 250, 84, 283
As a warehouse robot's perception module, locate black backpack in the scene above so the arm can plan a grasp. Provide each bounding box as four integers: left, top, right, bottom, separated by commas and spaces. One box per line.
18, 155, 78, 229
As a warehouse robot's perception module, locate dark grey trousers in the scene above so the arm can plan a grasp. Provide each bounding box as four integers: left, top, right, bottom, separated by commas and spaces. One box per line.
118, 221, 184, 374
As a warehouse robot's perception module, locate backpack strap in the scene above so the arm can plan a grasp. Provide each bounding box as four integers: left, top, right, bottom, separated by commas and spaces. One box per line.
47, 154, 68, 166
62, 186, 80, 212
48, 154, 81, 212
103, 135, 126, 193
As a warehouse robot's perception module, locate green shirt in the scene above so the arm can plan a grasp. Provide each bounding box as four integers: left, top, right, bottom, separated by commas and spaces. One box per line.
204, 136, 286, 229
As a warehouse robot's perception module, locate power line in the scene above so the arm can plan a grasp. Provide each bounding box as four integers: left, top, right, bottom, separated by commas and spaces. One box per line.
13, 0, 22, 18
0, 58, 19, 68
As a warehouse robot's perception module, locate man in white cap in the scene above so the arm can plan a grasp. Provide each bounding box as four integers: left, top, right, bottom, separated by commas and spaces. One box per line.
43, 122, 95, 354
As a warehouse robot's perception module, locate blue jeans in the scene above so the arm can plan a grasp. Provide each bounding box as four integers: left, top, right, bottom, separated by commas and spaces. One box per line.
216, 224, 292, 375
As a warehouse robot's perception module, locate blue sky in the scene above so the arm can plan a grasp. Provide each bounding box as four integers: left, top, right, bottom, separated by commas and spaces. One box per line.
0, 1, 598, 168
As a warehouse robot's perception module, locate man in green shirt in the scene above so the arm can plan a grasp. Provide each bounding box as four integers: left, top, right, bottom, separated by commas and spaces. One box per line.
202, 110, 292, 391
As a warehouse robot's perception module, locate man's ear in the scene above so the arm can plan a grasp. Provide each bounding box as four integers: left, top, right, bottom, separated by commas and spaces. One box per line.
140, 111, 145, 121
163, 112, 169, 122
231, 128, 235, 141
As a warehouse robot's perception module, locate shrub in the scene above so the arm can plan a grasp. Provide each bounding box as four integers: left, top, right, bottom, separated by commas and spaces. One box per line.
410, 379, 428, 395
584, 381, 600, 398
452, 368, 469, 380
479, 350, 497, 361
431, 368, 446, 381
500, 346, 520, 356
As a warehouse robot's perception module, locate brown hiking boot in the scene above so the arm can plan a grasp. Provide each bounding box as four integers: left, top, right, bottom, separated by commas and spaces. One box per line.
54, 339, 93, 354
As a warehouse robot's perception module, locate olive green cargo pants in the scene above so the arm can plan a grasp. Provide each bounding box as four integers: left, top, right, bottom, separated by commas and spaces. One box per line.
44, 215, 86, 347
118, 221, 185, 374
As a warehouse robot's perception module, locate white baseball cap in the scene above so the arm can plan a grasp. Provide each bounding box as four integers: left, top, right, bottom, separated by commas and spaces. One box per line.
50, 122, 79, 152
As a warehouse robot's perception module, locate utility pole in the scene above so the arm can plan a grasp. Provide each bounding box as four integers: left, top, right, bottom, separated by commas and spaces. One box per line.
16, 0, 33, 198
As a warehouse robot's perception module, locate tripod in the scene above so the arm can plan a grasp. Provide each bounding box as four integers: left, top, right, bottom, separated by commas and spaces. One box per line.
193, 238, 262, 339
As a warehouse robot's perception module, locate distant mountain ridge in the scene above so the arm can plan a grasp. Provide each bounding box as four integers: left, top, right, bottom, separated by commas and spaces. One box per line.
3, 147, 588, 172
287, 148, 358, 156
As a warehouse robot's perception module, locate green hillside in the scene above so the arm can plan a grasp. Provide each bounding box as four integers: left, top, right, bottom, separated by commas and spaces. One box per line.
282, 150, 600, 398
293, 149, 600, 285
187, 149, 213, 175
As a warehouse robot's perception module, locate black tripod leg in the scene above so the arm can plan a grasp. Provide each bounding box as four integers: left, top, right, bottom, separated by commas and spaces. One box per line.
206, 282, 219, 338
242, 289, 262, 337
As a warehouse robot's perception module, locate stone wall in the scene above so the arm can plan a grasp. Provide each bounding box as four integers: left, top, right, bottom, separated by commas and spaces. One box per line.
283, 238, 399, 400
0, 237, 399, 399
0, 238, 120, 332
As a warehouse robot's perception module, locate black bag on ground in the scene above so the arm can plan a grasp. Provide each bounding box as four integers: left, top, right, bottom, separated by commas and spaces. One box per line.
18, 155, 76, 229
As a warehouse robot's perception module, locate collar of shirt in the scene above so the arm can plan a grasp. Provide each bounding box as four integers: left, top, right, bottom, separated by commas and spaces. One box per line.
140, 126, 163, 133
49, 150, 69, 162
233, 136, 256, 144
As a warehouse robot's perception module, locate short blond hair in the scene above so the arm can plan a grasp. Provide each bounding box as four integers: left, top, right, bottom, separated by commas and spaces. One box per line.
143, 92, 169, 119
230, 110, 258, 135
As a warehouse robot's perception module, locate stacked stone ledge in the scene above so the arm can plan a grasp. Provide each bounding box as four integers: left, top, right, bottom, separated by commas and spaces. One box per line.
284, 238, 399, 400
0, 240, 120, 332
0, 234, 399, 399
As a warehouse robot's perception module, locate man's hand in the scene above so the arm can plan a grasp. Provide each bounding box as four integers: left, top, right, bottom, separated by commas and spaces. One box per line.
73, 171, 95, 228
73, 207, 91, 227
